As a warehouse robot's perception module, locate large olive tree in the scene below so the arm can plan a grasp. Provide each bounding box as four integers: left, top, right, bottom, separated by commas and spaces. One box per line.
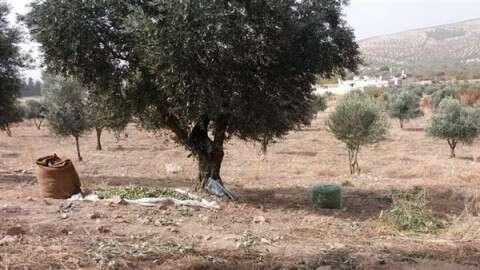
27, 0, 360, 188
0, 3, 26, 137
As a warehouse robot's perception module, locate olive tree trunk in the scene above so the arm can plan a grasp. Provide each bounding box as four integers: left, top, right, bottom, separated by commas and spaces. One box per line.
189, 117, 227, 189
95, 127, 103, 151
74, 135, 83, 161
5, 124, 12, 137
347, 145, 360, 175
197, 148, 224, 187
33, 119, 43, 130
447, 139, 457, 158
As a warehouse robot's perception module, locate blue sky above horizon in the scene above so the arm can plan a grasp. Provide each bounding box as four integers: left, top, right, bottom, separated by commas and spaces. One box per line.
6, 0, 480, 80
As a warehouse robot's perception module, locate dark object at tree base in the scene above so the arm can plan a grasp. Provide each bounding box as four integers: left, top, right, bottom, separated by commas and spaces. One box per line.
205, 178, 236, 201
36, 154, 82, 199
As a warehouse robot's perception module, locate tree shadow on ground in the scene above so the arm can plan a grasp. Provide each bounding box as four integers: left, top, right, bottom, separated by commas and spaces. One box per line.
275, 151, 318, 157
232, 185, 468, 221
0, 172, 36, 184
93, 245, 479, 270
457, 156, 476, 162
0, 173, 469, 222
66, 175, 471, 221
404, 127, 425, 132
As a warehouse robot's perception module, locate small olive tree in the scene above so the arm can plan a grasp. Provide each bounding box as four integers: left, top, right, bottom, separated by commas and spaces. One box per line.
24, 99, 48, 129
327, 92, 389, 174
427, 97, 478, 158
0, 102, 24, 137
42, 75, 91, 161
85, 91, 132, 150
313, 94, 328, 113
387, 90, 424, 129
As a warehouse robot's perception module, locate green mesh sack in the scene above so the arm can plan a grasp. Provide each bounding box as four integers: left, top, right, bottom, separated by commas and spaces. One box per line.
311, 183, 342, 209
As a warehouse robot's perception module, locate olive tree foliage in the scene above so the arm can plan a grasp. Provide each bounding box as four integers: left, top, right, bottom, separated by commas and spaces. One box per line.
313, 94, 328, 113
427, 97, 478, 158
0, 102, 23, 136
0, 3, 26, 137
42, 75, 91, 161
386, 90, 423, 129
327, 92, 389, 174
85, 92, 132, 151
27, 0, 361, 187
24, 99, 48, 129
430, 85, 457, 109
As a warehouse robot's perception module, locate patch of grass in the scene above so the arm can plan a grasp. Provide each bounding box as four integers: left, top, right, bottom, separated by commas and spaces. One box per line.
239, 233, 258, 250
295, 249, 359, 270
162, 240, 196, 254
385, 187, 444, 233
96, 186, 192, 201
88, 238, 161, 267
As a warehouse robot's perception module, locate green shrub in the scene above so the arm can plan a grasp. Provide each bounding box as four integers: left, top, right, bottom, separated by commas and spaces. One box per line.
386, 188, 443, 233
312, 94, 328, 112
427, 97, 478, 158
387, 90, 423, 128
430, 85, 456, 109
311, 183, 342, 209
363, 87, 386, 100
327, 92, 389, 174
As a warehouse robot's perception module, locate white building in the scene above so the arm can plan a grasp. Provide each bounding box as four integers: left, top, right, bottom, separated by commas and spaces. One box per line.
315, 76, 389, 95
314, 72, 407, 95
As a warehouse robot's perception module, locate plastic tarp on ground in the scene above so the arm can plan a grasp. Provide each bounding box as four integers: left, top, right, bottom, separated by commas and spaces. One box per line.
69, 189, 221, 210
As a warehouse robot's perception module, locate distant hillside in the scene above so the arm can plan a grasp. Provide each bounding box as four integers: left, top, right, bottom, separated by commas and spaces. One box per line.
359, 18, 480, 79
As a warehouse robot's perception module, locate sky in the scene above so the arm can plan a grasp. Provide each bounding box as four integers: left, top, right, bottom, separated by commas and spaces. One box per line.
5, 0, 480, 80
346, 0, 480, 40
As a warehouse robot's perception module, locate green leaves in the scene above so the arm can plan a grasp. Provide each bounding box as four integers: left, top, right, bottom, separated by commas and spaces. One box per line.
42, 74, 91, 138
85, 91, 132, 133
327, 92, 388, 149
28, 0, 360, 145
386, 90, 423, 127
28, 0, 360, 178
327, 92, 389, 174
427, 97, 478, 147
24, 100, 47, 120
0, 3, 26, 132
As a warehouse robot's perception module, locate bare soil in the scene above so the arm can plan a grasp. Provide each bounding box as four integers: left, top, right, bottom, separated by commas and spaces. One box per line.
1, 112, 479, 269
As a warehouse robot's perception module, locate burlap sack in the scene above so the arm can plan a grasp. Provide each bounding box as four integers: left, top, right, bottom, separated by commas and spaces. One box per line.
36, 154, 82, 199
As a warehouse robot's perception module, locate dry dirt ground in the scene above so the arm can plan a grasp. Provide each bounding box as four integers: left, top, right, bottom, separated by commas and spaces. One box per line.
1, 111, 480, 269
